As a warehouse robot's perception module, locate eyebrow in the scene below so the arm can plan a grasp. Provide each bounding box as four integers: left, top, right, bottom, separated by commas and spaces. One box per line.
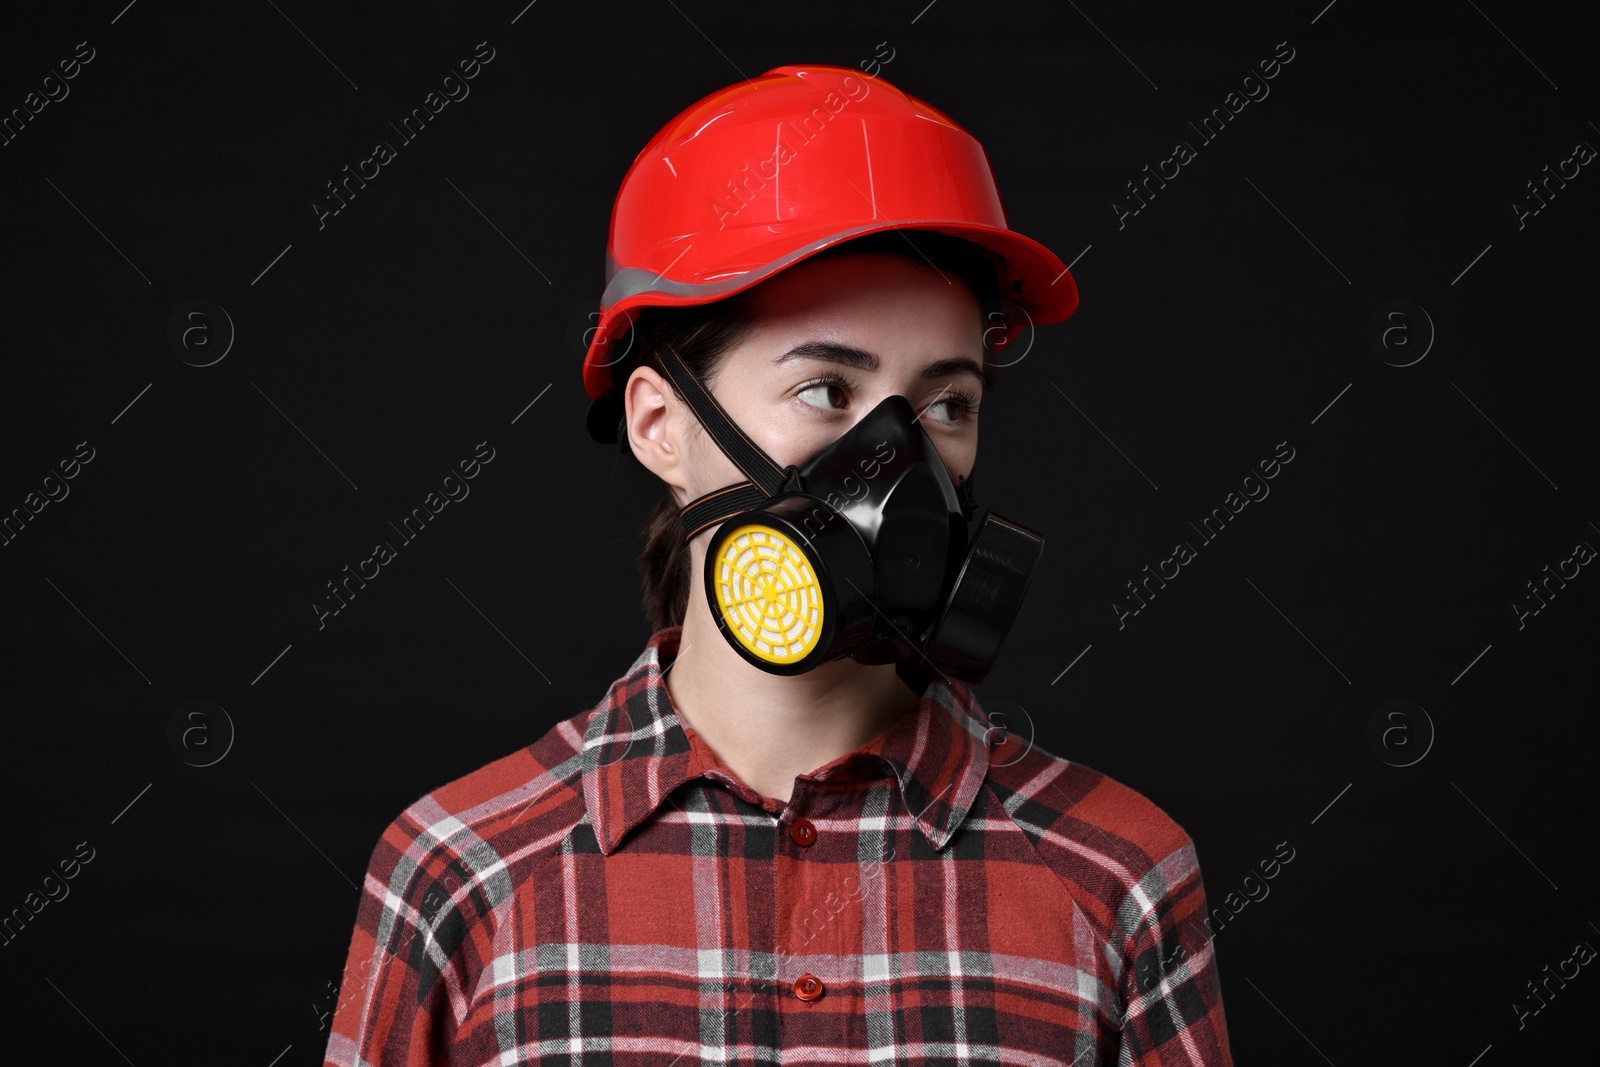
772, 341, 985, 385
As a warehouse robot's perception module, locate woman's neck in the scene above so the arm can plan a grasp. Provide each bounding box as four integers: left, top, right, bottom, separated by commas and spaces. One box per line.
665, 568, 920, 806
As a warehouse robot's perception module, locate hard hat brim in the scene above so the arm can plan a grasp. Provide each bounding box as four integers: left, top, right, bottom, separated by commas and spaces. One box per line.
582, 219, 1078, 403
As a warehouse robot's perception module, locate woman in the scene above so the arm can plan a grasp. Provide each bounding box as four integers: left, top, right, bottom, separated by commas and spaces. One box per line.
325, 64, 1234, 1066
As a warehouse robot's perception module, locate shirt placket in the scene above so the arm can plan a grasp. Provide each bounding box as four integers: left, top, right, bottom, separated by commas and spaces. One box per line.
771, 767, 894, 1065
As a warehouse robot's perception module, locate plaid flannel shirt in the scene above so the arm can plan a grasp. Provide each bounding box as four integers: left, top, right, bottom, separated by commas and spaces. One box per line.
324, 626, 1234, 1066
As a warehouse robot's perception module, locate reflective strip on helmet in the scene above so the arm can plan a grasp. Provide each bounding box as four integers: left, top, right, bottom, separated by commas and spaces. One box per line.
599, 221, 983, 308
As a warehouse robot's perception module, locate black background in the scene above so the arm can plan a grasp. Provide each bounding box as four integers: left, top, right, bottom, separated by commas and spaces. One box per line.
2, 0, 1596, 1062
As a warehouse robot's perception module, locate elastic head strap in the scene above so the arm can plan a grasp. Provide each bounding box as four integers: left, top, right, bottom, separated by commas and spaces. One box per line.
659, 343, 801, 543
679, 481, 772, 542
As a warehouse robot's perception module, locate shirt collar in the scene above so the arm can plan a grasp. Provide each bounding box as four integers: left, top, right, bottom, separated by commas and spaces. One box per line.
580, 626, 993, 856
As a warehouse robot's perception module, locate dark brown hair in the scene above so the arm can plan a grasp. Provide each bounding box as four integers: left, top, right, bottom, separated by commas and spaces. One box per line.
621, 231, 1006, 631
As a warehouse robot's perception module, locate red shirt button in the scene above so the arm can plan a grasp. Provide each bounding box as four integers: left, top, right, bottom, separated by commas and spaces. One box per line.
790, 817, 817, 847
793, 973, 825, 1001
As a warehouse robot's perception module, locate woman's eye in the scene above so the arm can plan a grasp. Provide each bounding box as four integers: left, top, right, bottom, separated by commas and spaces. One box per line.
922, 395, 976, 423
797, 382, 849, 410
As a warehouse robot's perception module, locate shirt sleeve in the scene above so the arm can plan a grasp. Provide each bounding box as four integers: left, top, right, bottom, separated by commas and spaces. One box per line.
1110, 835, 1235, 1066
322, 811, 489, 1067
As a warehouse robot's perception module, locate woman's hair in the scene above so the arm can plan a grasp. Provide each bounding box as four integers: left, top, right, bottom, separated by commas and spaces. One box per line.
621, 230, 1006, 631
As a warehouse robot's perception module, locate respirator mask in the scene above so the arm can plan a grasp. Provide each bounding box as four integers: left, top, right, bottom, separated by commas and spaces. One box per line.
661, 343, 1044, 685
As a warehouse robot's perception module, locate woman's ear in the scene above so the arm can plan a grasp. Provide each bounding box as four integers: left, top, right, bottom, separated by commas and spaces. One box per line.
623, 365, 687, 488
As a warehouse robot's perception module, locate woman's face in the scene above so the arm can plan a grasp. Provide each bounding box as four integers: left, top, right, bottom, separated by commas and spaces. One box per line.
662, 250, 987, 514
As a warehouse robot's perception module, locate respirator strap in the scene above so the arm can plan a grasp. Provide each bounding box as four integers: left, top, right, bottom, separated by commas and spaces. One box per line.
680, 480, 770, 541
659, 343, 801, 543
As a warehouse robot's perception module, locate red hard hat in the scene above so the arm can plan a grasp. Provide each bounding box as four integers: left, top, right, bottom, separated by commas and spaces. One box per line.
581, 63, 1079, 408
